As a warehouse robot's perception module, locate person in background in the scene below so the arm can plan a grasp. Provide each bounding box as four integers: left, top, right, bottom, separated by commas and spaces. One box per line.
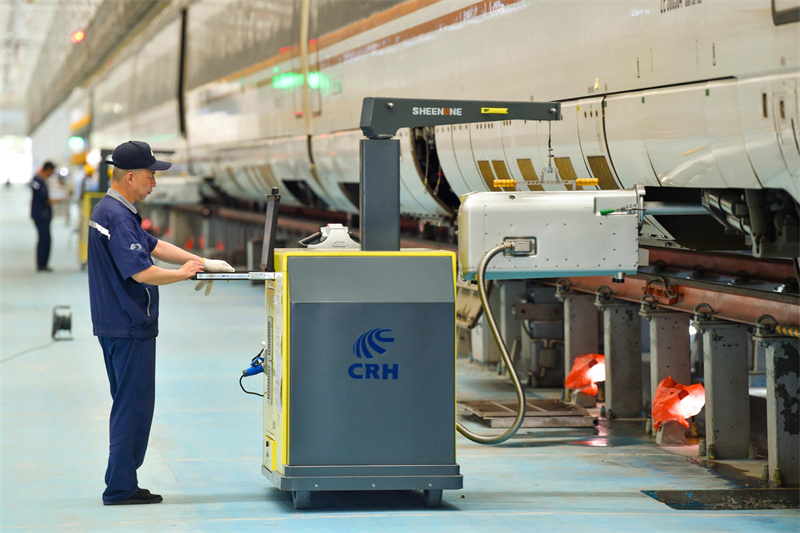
88, 140, 234, 506
79, 164, 96, 200
30, 161, 61, 272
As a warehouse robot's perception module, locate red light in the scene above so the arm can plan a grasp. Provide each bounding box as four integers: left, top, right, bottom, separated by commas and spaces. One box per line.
279, 46, 290, 53
309, 38, 317, 45
70, 30, 85, 44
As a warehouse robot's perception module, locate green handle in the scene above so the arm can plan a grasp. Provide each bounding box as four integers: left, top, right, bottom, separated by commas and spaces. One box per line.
599, 208, 616, 216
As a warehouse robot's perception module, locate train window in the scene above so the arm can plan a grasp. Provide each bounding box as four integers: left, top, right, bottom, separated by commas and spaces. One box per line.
779, 98, 786, 120
763, 92, 769, 119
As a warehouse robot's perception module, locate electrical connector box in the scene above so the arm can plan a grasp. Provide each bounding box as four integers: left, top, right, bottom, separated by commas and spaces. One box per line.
458, 190, 641, 280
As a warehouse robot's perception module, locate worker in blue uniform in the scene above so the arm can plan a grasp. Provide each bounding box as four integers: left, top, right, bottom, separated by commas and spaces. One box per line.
30, 161, 58, 271
88, 141, 234, 505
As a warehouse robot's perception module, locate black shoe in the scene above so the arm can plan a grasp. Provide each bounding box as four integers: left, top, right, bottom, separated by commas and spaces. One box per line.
105, 488, 163, 505
37, 267, 53, 272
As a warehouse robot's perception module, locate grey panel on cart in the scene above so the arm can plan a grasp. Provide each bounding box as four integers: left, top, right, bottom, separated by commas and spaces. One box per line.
289, 302, 455, 465
289, 301, 455, 466
287, 256, 454, 303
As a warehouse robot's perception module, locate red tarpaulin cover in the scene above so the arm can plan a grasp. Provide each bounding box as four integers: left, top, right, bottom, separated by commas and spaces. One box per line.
652, 376, 706, 431
565, 353, 606, 396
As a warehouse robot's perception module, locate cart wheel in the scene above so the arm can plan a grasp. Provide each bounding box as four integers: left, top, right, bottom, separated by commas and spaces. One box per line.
292, 490, 311, 510
423, 489, 442, 508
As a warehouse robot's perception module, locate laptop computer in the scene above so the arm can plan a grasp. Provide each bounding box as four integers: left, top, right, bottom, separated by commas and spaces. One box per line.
194, 187, 280, 281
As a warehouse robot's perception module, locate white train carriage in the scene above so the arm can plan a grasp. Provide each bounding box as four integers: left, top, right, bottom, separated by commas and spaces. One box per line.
36, 0, 800, 256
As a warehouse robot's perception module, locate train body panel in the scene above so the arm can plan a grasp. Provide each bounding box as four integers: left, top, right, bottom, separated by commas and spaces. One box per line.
33, 0, 800, 239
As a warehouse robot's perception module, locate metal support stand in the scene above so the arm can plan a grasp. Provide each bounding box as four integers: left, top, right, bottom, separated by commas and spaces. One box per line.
640, 300, 691, 413
519, 284, 564, 387
754, 319, 799, 487
359, 138, 400, 251
596, 288, 642, 418
557, 281, 598, 390
693, 306, 751, 459
498, 281, 525, 376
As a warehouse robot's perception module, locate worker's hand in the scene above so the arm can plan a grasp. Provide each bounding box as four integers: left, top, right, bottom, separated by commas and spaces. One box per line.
179, 260, 205, 280
195, 279, 214, 296
203, 258, 235, 272
194, 259, 233, 296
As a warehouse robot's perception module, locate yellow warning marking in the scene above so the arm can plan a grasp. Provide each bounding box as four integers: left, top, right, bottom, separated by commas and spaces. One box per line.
481, 107, 508, 114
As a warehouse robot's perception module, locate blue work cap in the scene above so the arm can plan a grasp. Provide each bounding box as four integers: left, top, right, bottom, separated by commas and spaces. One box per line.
108, 141, 171, 171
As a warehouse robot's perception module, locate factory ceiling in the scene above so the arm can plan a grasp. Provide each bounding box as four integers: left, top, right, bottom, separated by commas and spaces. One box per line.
1, 0, 104, 112
1, 0, 171, 135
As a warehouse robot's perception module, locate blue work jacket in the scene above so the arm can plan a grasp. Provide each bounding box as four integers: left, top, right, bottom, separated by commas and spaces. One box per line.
88, 192, 160, 338
30, 174, 51, 221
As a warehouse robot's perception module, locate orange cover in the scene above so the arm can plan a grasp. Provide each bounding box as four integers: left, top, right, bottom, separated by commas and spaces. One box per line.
652, 376, 705, 431
565, 353, 606, 396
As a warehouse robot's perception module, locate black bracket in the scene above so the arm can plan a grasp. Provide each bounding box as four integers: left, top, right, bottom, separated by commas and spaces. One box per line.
358, 97, 562, 251
360, 97, 561, 139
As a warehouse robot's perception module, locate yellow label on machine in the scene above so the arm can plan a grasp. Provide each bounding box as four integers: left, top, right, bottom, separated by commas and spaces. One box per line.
481, 107, 508, 115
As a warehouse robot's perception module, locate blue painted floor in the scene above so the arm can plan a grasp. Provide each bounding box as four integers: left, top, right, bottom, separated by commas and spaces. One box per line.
2, 185, 798, 532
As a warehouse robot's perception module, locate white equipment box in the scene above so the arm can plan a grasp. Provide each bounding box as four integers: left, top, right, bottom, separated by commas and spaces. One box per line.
458, 190, 642, 280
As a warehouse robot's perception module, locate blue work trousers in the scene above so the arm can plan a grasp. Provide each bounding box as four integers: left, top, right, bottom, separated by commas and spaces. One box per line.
33, 218, 51, 269
99, 336, 156, 504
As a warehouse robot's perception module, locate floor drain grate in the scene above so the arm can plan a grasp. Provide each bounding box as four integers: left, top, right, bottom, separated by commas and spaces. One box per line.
642, 489, 800, 510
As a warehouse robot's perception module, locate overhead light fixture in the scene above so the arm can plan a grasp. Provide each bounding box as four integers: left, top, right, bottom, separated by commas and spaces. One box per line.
70, 30, 85, 44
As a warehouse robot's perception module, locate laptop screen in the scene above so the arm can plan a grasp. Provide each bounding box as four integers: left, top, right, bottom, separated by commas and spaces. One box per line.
260, 188, 280, 272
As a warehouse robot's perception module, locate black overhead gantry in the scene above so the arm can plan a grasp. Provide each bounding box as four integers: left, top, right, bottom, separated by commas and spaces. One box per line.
358, 97, 562, 251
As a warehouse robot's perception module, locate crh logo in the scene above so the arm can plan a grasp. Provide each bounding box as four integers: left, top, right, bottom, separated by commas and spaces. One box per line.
349, 328, 399, 380
353, 328, 394, 358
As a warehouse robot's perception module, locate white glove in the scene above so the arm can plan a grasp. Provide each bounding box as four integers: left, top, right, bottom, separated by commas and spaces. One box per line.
204, 258, 235, 272
194, 258, 235, 296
